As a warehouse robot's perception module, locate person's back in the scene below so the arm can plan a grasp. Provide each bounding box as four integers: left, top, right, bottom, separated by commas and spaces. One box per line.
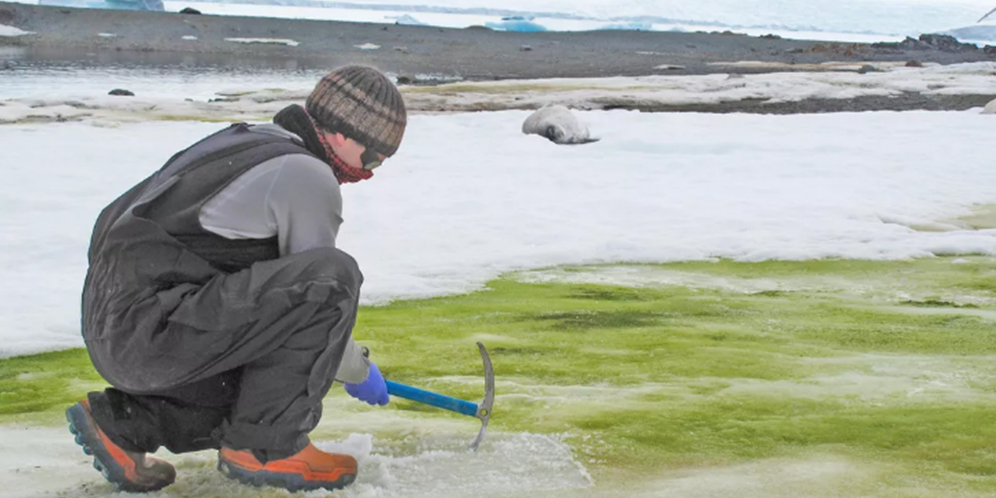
67, 65, 406, 493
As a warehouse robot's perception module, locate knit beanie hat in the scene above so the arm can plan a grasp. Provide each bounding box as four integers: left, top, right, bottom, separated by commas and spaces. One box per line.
305, 65, 407, 157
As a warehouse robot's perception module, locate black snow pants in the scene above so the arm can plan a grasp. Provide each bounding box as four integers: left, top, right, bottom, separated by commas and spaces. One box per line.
85, 248, 362, 462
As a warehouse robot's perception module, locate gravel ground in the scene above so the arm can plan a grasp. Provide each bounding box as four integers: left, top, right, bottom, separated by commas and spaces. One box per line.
3, 1, 996, 112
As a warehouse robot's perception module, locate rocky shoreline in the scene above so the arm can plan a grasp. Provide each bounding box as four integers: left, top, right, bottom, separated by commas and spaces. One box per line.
3, 1, 996, 113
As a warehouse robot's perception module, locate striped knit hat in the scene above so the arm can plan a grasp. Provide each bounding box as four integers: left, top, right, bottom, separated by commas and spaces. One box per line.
306, 65, 407, 157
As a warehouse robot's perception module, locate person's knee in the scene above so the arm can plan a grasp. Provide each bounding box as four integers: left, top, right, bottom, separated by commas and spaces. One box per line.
296, 248, 363, 294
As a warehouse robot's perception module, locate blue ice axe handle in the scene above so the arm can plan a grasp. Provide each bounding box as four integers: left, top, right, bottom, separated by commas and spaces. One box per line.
383, 342, 495, 451
385, 381, 479, 417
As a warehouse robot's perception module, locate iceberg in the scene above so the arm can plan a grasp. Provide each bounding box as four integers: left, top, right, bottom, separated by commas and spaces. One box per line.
390, 14, 427, 26
942, 25, 996, 45
484, 19, 548, 32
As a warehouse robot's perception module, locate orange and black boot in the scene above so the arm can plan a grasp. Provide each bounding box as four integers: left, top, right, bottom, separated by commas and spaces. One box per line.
66, 399, 177, 492
217, 443, 357, 492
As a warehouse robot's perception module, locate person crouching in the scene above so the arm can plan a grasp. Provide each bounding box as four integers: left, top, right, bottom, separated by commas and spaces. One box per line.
66, 65, 405, 493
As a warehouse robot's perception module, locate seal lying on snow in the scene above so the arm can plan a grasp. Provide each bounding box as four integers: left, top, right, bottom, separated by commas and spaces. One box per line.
522, 105, 598, 144
982, 97, 996, 114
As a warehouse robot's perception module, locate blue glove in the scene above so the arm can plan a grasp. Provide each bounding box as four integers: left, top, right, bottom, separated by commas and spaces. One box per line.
344, 362, 389, 406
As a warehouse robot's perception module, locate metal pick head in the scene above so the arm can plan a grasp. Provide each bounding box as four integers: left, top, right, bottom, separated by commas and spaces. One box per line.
469, 341, 495, 451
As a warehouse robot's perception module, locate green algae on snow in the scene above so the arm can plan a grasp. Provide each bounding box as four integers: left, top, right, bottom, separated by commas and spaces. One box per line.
0, 349, 104, 419
3, 257, 996, 494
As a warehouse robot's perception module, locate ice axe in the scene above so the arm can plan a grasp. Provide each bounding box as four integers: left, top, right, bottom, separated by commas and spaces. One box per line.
384, 342, 494, 451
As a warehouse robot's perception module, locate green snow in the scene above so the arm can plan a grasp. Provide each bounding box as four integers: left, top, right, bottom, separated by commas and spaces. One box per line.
3, 257, 996, 496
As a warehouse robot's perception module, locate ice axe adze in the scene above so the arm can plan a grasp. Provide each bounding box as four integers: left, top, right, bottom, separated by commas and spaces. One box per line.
384, 342, 494, 451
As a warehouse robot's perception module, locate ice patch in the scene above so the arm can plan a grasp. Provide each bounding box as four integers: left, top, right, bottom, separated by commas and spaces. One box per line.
181, 35, 198, 41
0, 427, 590, 498
635, 455, 875, 498
495, 352, 996, 406
354, 42, 381, 50
874, 305, 996, 320
224, 37, 300, 47
0, 24, 33, 37
516, 266, 847, 293
0, 101, 95, 124
0, 424, 98, 498
727, 354, 996, 403
96, 32, 117, 38
316, 433, 592, 497
878, 212, 973, 232
514, 266, 996, 306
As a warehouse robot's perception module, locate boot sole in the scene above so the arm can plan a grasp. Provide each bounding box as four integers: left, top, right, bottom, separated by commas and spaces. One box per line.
217, 459, 356, 492
66, 403, 171, 493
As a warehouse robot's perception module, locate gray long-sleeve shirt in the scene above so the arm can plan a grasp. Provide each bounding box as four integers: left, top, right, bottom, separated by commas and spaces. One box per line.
198, 124, 370, 384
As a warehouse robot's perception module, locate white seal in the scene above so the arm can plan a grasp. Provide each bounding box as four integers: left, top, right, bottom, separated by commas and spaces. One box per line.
982, 97, 996, 115
521, 105, 598, 144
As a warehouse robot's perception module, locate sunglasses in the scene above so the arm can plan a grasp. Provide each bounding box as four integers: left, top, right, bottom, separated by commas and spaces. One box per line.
360, 147, 384, 171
